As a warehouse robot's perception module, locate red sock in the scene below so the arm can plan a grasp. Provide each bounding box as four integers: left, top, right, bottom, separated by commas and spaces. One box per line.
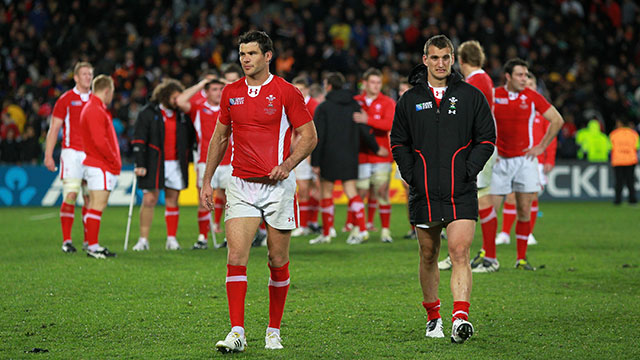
259, 221, 266, 233
516, 220, 530, 260
479, 207, 497, 259
298, 200, 310, 228
226, 264, 247, 329
501, 202, 516, 234
84, 209, 102, 246
165, 206, 179, 238
268, 262, 290, 329
530, 200, 538, 234
214, 197, 225, 228
197, 210, 210, 239
422, 299, 441, 321
81, 205, 88, 243
60, 203, 75, 243
345, 208, 354, 229
349, 195, 366, 231
321, 198, 334, 236
367, 199, 377, 226
308, 196, 319, 224
379, 204, 391, 229
452, 301, 470, 321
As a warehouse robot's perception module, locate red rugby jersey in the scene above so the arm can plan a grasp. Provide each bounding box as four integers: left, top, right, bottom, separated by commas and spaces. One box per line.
493, 86, 551, 157
354, 92, 395, 163
161, 106, 178, 161
51, 87, 91, 151
190, 101, 220, 164
80, 95, 121, 175
466, 69, 494, 112
218, 74, 313, 179
532, 112, 557, 166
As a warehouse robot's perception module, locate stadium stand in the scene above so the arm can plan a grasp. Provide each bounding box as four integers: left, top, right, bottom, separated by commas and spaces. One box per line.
0, 0, 639, 164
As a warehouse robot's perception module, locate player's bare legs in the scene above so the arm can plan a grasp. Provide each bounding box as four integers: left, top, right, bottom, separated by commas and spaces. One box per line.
373, 176, 392, 242
416, 225, 443, 303
445, 220, 475, 302
138, 190, 158, 240
310, 179, 335, 244
226, 217, 263, 266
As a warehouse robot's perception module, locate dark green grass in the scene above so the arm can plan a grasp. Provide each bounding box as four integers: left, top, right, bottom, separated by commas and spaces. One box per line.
1, 203, 639, 359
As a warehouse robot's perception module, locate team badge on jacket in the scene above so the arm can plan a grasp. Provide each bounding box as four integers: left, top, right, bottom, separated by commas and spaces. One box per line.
448, 97, 458, 114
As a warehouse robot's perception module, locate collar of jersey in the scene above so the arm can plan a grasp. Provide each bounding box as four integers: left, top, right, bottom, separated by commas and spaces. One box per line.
159, 104, 174, 117
465, 69, 485, 80
245, 73, 274, 97
73, 87, 91, 101
204, 101, 220, 112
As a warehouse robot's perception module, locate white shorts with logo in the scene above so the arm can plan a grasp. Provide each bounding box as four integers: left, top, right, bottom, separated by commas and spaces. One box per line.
60, 148, 86, 180
225, 173, 298, 230
489, 155, 540, 195
84, 166, 118, 191
211, 164, 232, 189
294, 158, 314, 181
357, 162, 392, 189
165, 160, 185, 190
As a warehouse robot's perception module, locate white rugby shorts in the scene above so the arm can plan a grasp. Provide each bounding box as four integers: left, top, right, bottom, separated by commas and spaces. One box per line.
164, 160, 185, 190
84, 166, 118, 191
294, 157, 314, 181
225, 173, 298, 230
60, 148, 86, 180
357, 162, 392, 189
211, 164, 232, 189
489, 155, 540, 195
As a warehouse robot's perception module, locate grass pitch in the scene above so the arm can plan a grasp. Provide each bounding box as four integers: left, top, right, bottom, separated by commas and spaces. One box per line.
1, 202, 639, 359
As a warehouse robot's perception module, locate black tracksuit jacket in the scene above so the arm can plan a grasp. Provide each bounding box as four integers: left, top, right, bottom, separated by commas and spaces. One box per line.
132, 102, 195, 190
391, 65, 495, 223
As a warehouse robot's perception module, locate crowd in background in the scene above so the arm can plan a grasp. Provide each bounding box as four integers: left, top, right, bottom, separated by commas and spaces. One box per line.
1, 0, 639, 164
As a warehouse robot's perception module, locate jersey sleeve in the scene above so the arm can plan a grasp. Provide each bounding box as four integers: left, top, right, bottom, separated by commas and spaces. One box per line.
218, 87, 231, 126
531, 90, 551, 114
285, 85, 313, 128
189, 104, 199, 122
52, 94, 68, 119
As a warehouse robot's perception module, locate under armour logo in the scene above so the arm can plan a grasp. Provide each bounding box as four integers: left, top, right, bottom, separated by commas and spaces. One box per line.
288, 217, 294, 222
248, 88, 259, 96
448, 109, 456, 115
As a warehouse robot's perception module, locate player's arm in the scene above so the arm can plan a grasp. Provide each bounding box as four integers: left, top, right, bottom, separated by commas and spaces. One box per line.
353, 101, 394, 131
201, 120, 231, 210
270, 121, 317, 181
390, 97, 415, 184
43, 116, 63, 171
466, 92, 496, 178
131, 109, 151, 177
525, 106, 564, 160
176, 75, 216, 114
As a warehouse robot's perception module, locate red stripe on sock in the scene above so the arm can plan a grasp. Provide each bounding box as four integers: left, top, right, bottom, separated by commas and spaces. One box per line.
530, 200, 538, 234
516, 220, 530, 260
321, 198, 333, 236
60, 203, 75, 243
479, 207, 497, 259
367, 199, 377, 225
379, 204, 391, 229
502, 202, 516, 234
165, 206, 179, 237
197, 210, 210, 239
452, 301, 470, 321
85, 209, 102, 246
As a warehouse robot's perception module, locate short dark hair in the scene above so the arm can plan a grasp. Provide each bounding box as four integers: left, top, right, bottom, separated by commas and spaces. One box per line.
150, 78, 184, 105
223, 63, 243, 78
363, 68, 382, 81
423, 35, 454, 55
325, 72, 345, 90
204, 78, 225, 90
503, 58, 529, 75
238, 31, 273, 55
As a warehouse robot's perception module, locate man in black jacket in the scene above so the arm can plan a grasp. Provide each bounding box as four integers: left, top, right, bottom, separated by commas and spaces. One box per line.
131, 78, 195, 251
391, 35, 495, 344
310, 72, 386, 245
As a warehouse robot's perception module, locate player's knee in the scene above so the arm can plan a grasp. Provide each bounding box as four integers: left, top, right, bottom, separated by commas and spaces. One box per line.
62, 178, 82, 204
268, 253, 289, 268
418, 244, 439, 264
449, 245, 470, 264
142, 194, 158, 207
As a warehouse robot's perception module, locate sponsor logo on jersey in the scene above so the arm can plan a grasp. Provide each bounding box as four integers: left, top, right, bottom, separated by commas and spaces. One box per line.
415, 101, 433, 111
495, 98, 509, 104
203, 108, 212, 114
230, 97, 245, 105
71, 101, 83, 106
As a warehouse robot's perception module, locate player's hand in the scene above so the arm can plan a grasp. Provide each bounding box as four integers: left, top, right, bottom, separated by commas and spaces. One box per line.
524, 145, 544, 160
200, 183, 214, 211
134, 167, 147, 176
543, 163, 554, 174
201, 74, 217, 84
44, 156, 57, 172
376, 147, 389, 157
352, 111, 368, 124
269, 165, 290, 181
